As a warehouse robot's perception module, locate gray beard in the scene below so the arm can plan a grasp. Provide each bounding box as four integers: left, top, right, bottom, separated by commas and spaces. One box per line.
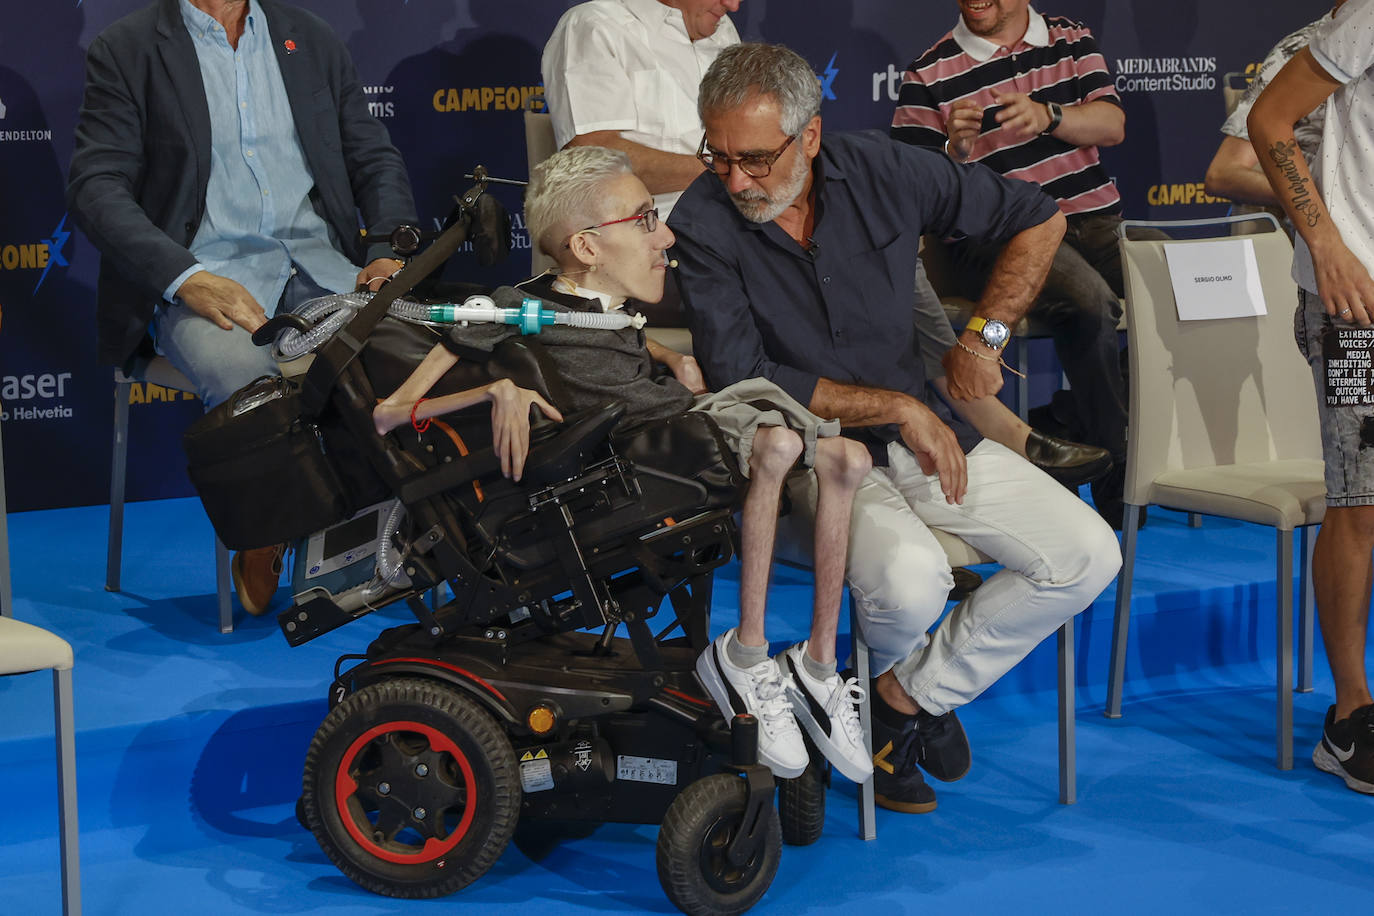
729, 150, 810, 224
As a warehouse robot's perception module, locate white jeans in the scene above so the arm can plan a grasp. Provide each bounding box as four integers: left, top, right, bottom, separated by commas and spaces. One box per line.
782, 439, 1120, 715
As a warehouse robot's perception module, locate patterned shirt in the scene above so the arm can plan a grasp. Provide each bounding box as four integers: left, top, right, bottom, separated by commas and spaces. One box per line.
1294, 0, 1374, 291
890, 8, 1122, 217
1222, 16, 1330, 167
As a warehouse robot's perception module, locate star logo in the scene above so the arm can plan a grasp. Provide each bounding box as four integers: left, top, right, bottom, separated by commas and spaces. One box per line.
818, 52, 840, 101
36, 213, 72, 294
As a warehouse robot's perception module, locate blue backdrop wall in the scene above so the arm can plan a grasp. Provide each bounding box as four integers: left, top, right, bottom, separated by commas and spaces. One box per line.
0, 0, 1331, 512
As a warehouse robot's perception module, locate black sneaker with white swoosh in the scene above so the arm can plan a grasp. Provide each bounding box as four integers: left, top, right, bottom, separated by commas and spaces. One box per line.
1313, 704, 1374, 795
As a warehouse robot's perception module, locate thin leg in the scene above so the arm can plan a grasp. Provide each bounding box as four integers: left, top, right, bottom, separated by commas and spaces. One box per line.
106, 376, 132, 593
851, 589, 876, 841
1276, 530, 1294, 770
1058, 618, 1076, 804
1105, 504, 1141, 718
216, 536, 233, 634
54, 668, 81, 916
1299, 525, 1315, 693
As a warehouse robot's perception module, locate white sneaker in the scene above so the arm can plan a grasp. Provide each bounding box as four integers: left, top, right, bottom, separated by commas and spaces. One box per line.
695, 629, 809, 778
780, 642, 872, 783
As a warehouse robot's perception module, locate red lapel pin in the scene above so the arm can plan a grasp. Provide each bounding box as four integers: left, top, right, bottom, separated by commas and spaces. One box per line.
284, 39, 297, 54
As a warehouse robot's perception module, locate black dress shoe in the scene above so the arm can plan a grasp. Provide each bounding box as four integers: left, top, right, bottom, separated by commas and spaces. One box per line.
948, 566, 983, 602
1024, 429, 1114, 487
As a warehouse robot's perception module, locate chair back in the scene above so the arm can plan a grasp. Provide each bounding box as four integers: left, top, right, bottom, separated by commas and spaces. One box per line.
1117, 214, 1321, 507
523, 111, 559, 277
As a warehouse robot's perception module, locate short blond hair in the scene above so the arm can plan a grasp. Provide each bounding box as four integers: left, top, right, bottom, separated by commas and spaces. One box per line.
525, 146, 634, 258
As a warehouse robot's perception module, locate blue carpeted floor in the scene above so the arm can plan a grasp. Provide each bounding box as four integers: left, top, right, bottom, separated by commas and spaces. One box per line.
2, 496, 1372, 915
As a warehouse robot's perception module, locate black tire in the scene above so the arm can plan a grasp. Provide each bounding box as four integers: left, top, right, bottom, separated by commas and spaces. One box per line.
778, 759, 826, 846
301, 677, 520, 898
656, 773, 781, 916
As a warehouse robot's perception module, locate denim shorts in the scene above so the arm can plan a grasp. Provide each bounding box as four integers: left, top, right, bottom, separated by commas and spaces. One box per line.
1295, 287, 1374, 506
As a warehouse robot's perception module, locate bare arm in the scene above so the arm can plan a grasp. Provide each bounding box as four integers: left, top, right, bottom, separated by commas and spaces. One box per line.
566, 131, 706, 196
1249, 48, 1374, 322
951, 96, 1124, 161
646, 337, 706, 394
1044, 99, 1125, 148
1204, 135, 1279, 205
809, 378, 966, 504
945, 210, 1066, 399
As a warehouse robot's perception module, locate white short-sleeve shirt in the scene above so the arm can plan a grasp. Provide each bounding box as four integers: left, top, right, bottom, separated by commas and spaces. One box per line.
541, 0, 739, 215
1295, 0, 1374, 292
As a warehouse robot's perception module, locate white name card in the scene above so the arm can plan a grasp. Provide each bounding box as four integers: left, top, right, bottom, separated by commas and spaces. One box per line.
1163, 238, 1267, 321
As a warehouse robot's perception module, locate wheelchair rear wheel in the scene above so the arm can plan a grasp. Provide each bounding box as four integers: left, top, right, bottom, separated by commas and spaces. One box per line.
778, 759, 826, 846
656, 773, 780, 916
301, 677, 520, 898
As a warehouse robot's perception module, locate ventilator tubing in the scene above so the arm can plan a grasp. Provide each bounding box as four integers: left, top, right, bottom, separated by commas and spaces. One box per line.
273, 293, 647, 360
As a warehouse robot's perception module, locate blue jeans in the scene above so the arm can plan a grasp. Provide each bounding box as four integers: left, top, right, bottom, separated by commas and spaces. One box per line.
154, 268, 336, 409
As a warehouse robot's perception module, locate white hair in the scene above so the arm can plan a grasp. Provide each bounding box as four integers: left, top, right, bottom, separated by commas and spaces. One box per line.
524, 146, 634, 258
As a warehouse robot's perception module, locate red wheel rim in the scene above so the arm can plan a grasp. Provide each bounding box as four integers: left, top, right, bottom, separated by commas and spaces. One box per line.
333, 719, 478, 865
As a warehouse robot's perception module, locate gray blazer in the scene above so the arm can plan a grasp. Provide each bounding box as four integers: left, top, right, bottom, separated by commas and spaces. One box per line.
67, 0, 417, 368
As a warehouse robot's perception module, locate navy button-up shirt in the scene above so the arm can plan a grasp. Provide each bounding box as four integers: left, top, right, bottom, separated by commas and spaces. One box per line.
668, 129, 1060, 458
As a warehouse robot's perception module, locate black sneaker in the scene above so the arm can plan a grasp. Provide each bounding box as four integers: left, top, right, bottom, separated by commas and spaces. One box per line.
913, 708, 971, 782
1313, 704, 1374, 795
871, 714, 937, 813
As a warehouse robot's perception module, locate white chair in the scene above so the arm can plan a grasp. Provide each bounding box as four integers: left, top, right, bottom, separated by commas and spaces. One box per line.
0, 616, 81, 914
1, 400, 13, 618
1106, 214, 1324, 770
107, 358, 234, 633
524, 110, 560, 279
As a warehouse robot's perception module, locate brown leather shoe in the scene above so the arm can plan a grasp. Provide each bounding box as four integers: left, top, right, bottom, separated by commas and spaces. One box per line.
232, 544, 285, 616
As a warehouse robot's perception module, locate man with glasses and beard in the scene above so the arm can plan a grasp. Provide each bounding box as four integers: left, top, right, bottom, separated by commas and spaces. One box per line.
668, 42, 1120, 814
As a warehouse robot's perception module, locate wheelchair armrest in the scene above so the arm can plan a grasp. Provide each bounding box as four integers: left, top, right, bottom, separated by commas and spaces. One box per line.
397, 401, 626, 504
520, 401, 626, 487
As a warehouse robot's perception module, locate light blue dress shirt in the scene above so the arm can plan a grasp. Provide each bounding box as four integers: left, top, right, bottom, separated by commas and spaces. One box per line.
164, 0, 360, 315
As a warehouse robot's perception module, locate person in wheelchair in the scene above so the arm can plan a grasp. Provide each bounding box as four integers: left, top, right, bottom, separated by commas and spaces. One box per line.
371, 146, 873, 784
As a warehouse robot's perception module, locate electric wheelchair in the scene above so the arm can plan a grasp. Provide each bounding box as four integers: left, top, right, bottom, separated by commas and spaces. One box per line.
186, 172, 826, 915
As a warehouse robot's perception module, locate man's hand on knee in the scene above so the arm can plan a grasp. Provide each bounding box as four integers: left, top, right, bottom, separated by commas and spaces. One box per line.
898, 401, 967, 504
177, 271, 268, 333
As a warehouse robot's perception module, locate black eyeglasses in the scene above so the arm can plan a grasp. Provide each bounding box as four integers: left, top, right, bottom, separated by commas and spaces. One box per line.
564, 207, 660, 248
696, 133, 797, 178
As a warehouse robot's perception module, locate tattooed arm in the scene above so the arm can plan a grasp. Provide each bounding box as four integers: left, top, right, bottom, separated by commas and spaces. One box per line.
1249, 47, 1374, 323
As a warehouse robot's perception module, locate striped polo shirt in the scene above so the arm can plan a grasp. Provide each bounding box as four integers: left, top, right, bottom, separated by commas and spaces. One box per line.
891, 9, 1122, 217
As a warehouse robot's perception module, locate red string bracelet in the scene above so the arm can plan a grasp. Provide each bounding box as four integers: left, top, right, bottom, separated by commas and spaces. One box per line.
411, 398, 431, 433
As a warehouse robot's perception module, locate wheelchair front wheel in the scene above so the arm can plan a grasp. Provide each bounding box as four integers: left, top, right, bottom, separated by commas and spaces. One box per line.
656, 773, 781, 916
301, 677, 520, 898
778, 758, 826, 846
